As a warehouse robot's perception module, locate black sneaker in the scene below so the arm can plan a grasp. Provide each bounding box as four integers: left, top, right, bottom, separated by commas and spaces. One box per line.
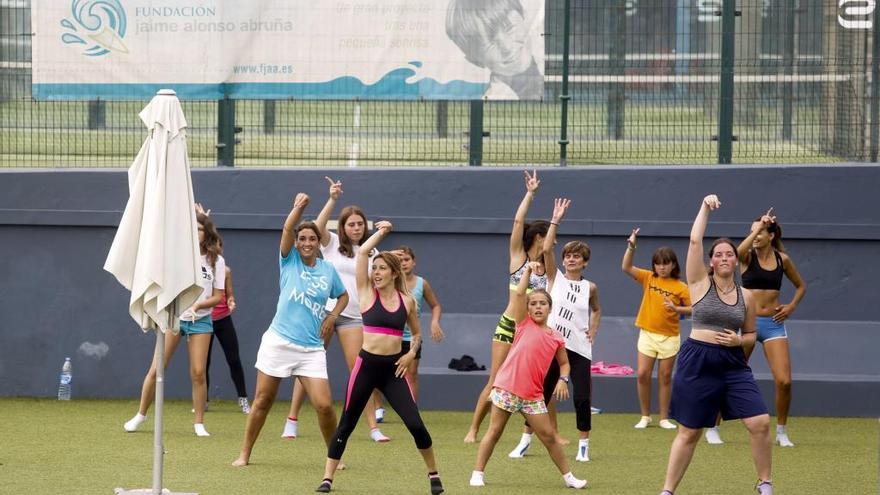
429, 475, 444, 495
315, 479, 332, 493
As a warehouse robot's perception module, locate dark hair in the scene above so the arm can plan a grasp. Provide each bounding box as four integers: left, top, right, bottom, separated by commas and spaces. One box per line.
753, 217, 786, 253
373, 251, 409, 295
296, 221, 322, 240
197, 213, 222, 269
651, 247, 681, 279
523, 220, 551, 253
396, 245, 416, 260
337, 205, 369, 258
527, 288, 553, 308
561, 240, 591, 262
707, 237, 737, 275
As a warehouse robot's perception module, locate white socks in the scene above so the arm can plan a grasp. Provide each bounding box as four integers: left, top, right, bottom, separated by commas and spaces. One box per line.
705, 426, 724, 444
123, 413, 146, 432
469, 471, 485, 487
370, 427, 390, 442
282, 417, 298, 439
194, 423, 210, 437
634, 416, 652, 429
776, 425, 794, 447
508, 433, 532, 458
575, 439, 590, 462
375, 407, 385, 423
563, 471, 587, 489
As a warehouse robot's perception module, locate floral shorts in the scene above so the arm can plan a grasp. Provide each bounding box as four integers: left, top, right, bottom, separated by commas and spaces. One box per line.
490, 388, 548, 415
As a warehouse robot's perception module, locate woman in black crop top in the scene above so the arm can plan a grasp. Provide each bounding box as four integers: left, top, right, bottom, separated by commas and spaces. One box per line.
736, 209, 806, 448
317, 221, 444, 495
659, 195, 773, 495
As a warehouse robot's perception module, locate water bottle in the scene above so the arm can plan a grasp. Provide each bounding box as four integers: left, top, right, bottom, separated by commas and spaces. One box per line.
57, 357, 72, 401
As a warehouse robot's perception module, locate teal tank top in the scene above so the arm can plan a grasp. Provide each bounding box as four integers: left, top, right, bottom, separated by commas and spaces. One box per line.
402, 276, 424, 341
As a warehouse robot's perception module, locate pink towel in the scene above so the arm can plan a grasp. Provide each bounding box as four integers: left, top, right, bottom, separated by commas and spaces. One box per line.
591, 361, 634, 375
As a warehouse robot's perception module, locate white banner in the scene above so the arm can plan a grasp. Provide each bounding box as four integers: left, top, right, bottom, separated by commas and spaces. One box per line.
32, 0, 545, 100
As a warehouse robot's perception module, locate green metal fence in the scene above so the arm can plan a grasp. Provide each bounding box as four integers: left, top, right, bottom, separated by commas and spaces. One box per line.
1, 0, 876, 167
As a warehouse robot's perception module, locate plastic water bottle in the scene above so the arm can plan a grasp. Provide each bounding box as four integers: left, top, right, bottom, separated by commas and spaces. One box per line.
57, 357, 72, 400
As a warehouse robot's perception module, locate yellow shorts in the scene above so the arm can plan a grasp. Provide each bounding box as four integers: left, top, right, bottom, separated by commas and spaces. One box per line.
637, 329, 680, 360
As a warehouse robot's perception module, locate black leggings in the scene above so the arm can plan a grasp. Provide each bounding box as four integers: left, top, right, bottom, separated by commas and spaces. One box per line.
328, 349, 432, 460
206, 315, 248, 398
526, 350, 592, 432
567, 349, 592, 432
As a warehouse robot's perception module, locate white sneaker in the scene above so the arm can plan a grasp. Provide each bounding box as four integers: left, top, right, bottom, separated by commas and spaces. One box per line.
705, 427, 724, 444
123, 413, 146, 432
575, 443, 590, 462
469, 471, 485, 487
634, 416, 652, 429
658, 419, 678, 430
590, 407, 602, 415
238, 397, 251, 414
563, 472, 587, 489
508, 438, 531, 458
370, 427, 391, 442
776, 432, 795, 447
375, 407, 385, 423
194, 423, 210, 437
282, 418, 297, 439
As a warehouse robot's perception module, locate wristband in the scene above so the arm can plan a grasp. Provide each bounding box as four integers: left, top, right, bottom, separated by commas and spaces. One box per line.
550, 222, 559, 226
327, 313, 339, 319
559, 375, 570, 384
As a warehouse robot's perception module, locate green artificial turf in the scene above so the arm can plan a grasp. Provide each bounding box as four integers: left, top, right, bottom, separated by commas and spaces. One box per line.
0, 398, 875, 494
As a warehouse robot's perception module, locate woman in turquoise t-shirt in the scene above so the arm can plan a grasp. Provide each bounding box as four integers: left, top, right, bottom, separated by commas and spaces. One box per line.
232, 193, 348, 467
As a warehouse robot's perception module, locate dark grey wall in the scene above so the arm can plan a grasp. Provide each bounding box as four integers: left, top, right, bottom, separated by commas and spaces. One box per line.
1, 166, 878, 408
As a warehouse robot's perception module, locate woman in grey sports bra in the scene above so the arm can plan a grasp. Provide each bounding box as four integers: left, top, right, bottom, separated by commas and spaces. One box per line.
659, 195, 773, 495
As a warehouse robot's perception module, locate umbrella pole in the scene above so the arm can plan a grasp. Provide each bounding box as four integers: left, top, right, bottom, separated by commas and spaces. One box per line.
152, 329, 165, 495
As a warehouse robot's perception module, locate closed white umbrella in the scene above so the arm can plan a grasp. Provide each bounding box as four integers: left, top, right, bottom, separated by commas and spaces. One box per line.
104, 89, 201, 495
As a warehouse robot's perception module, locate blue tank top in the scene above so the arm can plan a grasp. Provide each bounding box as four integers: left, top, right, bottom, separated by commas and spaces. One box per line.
402, 277, 424, 342
362, 289, 407, 338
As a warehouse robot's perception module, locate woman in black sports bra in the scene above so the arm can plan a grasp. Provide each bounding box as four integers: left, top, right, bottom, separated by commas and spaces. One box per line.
736, 208, 806, 448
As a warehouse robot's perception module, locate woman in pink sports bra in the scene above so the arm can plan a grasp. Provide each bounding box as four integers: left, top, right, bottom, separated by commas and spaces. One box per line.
469, 261, 587, 490
316, 221, 443, 495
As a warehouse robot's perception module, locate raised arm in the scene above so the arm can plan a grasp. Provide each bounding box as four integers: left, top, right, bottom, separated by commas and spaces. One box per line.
280, 193, 310, 257
315, 176, 343, 246
510, 170, 540, 271
687, 195, 720, 286
543, 197, 570, 289
511, 261, 538, 324
422, 279, 445, 342
737, 207, 775, 266
621, 227, 641, 279
355, 220, 392, 301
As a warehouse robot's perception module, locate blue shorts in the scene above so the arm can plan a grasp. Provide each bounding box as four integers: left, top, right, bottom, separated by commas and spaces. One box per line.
756, 316, 787, 343
669, 339, 768, 429
180, 315, 213, 337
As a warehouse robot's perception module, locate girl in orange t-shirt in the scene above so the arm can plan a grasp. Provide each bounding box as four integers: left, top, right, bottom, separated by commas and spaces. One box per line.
621, 228, 691, 430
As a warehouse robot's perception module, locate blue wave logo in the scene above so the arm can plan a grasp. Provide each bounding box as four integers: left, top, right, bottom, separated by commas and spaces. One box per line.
61, 0, 128, 57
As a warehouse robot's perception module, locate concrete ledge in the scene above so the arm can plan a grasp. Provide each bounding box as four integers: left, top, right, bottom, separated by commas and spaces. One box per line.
380, 314, 880, 417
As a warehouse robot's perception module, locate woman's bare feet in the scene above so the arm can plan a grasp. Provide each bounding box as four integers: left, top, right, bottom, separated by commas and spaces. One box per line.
231, 456, 248, 467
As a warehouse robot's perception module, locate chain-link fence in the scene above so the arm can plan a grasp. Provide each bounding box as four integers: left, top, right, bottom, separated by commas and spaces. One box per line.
1, 0, 876, 167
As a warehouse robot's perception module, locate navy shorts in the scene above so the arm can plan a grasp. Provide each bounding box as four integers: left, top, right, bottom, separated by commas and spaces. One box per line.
669, 338, 768, 429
